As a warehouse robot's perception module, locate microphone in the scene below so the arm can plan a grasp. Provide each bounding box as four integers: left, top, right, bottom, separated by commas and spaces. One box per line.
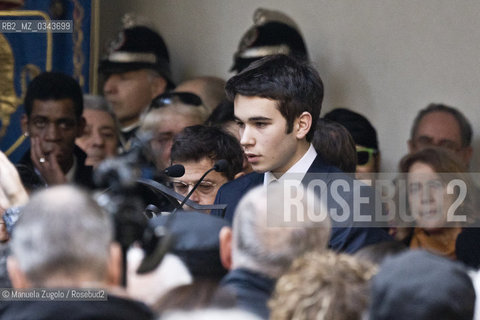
163, 164, 185, 178
174, 159, 228, 211
213, 159, 228, 172
136, 159, 228, 274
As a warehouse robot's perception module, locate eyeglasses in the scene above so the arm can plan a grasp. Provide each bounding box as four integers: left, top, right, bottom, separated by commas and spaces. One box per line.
356, 146, 378, 166
151, 92, 203, 109
413, 136, 461, 152
172, 180, 218, 196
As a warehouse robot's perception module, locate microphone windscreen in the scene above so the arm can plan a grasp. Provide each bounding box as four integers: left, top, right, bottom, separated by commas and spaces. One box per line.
164, 164, 185, 177
213, 159, 229, 172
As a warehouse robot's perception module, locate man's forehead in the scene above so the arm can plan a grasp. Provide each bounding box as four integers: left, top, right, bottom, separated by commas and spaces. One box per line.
173, 158, 217, 179
415, 111, 462, 141
84, 110, 115, 126
106, 68, 151, 78
175, 158, 215, 169
30, 99, 77, 119
233, 95, 281, 119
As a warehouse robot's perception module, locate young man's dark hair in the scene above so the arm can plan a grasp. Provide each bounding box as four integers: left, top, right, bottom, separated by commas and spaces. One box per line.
170, 125, 244, 181
24, 72, 84, 119
225, 54, 323, 141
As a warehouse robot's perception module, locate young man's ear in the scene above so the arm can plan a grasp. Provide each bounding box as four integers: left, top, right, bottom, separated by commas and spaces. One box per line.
107, 242, 123, 286
7, 256, 30, 289
295, 112, 312, 140
219, 226, 233, 270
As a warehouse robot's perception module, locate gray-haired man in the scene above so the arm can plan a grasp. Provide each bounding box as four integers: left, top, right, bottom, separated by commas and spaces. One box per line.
3, 186, 153, 319
218, 184, 331, 319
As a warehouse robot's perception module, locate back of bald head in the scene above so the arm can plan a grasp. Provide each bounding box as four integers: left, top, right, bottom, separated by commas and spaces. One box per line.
10, 186, 112, 285
231, 184, 331, 278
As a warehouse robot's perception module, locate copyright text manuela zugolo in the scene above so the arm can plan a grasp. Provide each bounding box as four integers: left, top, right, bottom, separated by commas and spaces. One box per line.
0, 288, 108, 301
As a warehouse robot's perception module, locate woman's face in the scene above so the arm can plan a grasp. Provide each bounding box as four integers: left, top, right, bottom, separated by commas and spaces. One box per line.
407, 161, 454, 231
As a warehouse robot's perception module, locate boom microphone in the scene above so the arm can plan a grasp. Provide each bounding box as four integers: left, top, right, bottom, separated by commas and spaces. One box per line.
136, 159, 229, 274
174, 159, 229, 212
213, 159, 228, 172
164, 164, 185, 178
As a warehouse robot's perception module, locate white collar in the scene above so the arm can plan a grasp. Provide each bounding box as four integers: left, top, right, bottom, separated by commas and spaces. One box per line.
121, 121, 140, 133
263, 144, 317, 187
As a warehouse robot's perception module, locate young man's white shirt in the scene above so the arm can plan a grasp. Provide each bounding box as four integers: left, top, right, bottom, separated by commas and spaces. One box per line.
263, 143, 317, 187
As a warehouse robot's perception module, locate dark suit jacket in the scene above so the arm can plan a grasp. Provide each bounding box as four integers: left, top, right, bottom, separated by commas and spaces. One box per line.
220, 268, 275, 320
212, 155, 391, 253
16, 145, 95, 191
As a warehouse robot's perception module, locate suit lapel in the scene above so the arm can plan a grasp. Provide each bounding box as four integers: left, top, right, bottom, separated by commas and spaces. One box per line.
301, 155, 339, 186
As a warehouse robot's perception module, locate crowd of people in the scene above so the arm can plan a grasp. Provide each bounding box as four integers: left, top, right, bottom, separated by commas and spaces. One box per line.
0, 7, 479, 320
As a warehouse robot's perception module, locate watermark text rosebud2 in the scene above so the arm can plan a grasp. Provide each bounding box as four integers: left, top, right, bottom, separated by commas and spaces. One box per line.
266, 173, 476, 228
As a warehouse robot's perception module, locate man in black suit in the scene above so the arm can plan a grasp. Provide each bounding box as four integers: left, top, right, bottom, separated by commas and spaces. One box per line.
212, 54, 390, 253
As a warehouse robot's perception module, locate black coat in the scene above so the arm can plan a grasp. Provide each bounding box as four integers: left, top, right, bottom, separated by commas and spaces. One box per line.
220, 268, 276, 319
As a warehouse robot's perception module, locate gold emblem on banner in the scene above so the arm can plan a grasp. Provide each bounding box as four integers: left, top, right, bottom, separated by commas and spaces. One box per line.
0, 33, 20, 139
0, 33, 40, 141
0, 10, 51, 154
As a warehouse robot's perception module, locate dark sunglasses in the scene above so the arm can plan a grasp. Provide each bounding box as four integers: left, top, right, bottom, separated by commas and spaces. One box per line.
356, 146, 378, 166
150, 92, 203, 109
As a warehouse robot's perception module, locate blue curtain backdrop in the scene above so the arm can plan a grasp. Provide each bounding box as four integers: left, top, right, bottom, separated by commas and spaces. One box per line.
0, 0, 93, 163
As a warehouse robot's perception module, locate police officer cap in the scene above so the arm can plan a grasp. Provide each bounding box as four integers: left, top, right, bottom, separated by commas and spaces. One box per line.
99, 25, 174, 88
231, 8, 309, 73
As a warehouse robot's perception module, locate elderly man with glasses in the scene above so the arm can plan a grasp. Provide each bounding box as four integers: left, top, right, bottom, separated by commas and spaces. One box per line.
139, 92, 210, 170
408, 103, 473, 168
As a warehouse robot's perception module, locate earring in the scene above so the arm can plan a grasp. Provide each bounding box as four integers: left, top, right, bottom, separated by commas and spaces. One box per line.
24, 132, 29, 137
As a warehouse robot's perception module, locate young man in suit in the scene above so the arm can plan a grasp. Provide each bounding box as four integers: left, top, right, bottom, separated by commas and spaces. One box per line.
212, 54, 390, 253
